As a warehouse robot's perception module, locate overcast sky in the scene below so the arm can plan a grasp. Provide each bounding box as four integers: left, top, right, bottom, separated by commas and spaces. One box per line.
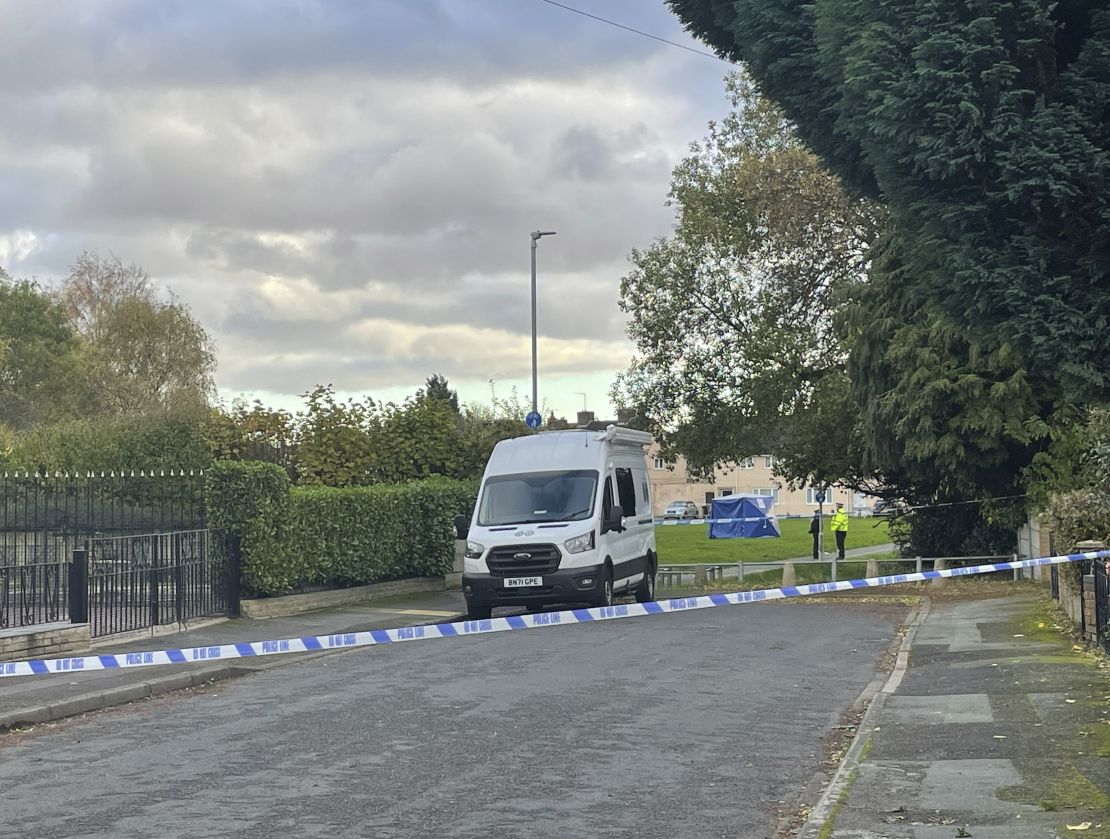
0, 0, 730, 421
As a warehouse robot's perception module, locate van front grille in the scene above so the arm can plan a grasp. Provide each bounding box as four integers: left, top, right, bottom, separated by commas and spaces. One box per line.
486, 544, 561, 576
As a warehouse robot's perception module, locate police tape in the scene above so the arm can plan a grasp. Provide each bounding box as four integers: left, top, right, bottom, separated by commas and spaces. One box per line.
1, 549, 1105, 680
655, 517, 766, 525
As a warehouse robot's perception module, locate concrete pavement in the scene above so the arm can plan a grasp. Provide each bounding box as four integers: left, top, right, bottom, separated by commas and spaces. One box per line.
800, 591, 1110, 838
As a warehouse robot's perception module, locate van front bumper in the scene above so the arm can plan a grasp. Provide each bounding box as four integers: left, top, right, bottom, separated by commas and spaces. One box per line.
463, 565, 604, 609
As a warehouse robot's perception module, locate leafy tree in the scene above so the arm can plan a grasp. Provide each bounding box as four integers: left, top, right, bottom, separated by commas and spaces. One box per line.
205, 399, 298, 478
0, 272, 84, 430
668, 0, 1110, 456
666, 2, 1110, 553
613, 75, 879, 489
422, 373, 460, 414
295, 385, 381, 487
58, 251, 216, 415
377, 396, 462, 483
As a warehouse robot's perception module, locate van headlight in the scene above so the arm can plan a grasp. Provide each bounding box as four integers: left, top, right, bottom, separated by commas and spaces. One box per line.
564, 532, 595, 554
465, 541, 485, 559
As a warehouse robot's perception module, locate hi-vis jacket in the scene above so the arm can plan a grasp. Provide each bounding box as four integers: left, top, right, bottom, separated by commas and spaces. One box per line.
831, 509, 849, 532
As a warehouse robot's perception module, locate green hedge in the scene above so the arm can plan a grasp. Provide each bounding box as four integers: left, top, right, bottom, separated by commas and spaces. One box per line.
205, 461, 296, 595
207, 461, 478, 596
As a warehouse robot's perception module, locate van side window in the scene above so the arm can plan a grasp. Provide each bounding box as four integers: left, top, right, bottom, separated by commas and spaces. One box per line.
615, 468, 637, 518
602, 477, 615, 517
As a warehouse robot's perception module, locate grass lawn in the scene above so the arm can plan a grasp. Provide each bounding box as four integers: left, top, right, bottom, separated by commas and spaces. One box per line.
655, 516, 891, 564
724, 554, 921, 589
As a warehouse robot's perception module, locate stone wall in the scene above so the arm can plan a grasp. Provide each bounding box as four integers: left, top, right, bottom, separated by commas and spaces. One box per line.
0, 622, 90, 662
240, 576, 449, 619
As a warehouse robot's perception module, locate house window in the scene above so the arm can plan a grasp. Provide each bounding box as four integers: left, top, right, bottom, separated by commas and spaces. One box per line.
719, 488, 733, 496
739, 458, 754, 469
806, 487, 830, 505
763, 456, 773, 469
653, 456, 666, 470
754, 487, 779, 503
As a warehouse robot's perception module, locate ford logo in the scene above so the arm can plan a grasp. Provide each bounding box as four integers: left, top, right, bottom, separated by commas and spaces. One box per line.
513, 552, 533, 560
514, 529, 534, 537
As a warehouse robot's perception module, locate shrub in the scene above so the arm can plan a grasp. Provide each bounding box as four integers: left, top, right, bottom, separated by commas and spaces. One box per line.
207, 460, 477, 596
1042, 489, 1110, 587
205, 461, 295, 595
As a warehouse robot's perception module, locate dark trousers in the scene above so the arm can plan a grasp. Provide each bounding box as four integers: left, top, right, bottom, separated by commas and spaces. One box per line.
812, 533, 819, 559
835, 530, 846, 559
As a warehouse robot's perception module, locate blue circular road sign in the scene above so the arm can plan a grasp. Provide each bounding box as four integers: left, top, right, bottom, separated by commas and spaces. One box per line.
815, 491, 826, 504
525, 411, 543, 429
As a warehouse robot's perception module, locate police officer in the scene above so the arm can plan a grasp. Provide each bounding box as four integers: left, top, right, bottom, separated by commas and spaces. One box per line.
809, 508, 821, 559
831, 501, 849, 560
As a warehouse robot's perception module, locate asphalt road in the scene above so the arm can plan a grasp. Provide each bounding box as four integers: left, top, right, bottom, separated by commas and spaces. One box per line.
0, 601, 902, 839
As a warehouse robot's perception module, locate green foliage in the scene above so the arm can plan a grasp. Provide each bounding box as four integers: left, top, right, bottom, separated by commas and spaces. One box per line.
287, 477, 479, 588
207, 460, 477, 596
1039, 406, 1110, 583
0, 410, 212, 474
203, 400, 298, 477
668, 0, 1110, 555
613, 74, 880, 488
205, 461, 295, 596
59, 251, 215, 416
899, 503, 1022, 559
295, 385, 380, 487
0, 275, 84, 430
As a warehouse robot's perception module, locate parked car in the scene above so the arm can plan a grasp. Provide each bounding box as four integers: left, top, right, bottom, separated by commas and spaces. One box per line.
663, 500, 700, 520
872, 499, 909, 517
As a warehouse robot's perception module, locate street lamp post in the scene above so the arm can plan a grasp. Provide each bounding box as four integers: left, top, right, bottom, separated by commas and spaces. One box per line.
530, 230, 556, 416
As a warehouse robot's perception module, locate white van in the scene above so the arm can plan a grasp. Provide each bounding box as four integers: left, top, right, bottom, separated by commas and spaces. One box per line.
454, 425, 657, 619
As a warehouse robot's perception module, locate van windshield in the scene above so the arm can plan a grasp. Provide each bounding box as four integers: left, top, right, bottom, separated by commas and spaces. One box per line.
477, 470, 599, 526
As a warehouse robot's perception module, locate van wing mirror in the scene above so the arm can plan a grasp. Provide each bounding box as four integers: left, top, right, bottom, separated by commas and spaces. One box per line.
453, 515, 470, 540
603, 507, 625, 534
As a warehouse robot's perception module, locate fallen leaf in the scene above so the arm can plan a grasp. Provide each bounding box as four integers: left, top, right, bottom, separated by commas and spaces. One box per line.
1066, 823, 1092, 831
1013, 634, 1025, 637
1067, 699, 1078, 704
993, 735, 1007, 740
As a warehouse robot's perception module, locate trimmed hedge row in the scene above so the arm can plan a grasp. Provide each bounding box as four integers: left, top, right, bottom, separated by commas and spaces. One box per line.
206, 461, 478, 597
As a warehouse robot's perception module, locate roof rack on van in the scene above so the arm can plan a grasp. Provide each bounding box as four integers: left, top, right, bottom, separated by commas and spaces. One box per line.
595, 424, 653, 446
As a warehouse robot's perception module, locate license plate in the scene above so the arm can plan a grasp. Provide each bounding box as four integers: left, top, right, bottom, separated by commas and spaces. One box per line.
503, 576, 543, 588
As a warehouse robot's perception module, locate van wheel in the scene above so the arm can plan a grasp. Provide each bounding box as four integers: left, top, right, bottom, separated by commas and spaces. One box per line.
594, 567, 614, 608
635, 561, 656, 603
466, 603, 492, 620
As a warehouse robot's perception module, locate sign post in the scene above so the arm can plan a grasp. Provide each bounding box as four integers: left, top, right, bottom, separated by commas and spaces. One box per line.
815, 490, 826, 566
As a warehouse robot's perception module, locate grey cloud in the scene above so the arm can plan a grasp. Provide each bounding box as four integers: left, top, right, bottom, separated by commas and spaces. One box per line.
0, 0, 729, 403
0, 0, 701, 93
551, 126, 613, 180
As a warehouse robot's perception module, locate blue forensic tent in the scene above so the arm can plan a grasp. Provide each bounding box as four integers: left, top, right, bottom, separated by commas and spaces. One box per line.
708, 494, 781, 539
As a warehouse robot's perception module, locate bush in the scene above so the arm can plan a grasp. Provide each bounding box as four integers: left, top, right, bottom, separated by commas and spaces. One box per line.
286, 478, 479, 587
1042, 489, 1110, 587
1, 411, 212, 473
205, 461, 295, 595
207, 460, 477, 596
